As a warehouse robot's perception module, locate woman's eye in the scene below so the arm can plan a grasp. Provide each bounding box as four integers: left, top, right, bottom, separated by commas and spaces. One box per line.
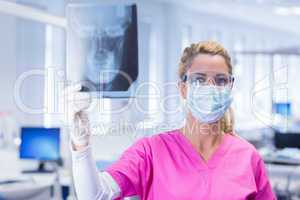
194, 77, 206, 84
215, 77, 228, 86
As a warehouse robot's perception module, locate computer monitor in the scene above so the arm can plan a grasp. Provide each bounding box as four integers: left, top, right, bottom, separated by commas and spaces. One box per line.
273, 102, 291, 117
20, 127, 60, 173
274, 130, 300, 149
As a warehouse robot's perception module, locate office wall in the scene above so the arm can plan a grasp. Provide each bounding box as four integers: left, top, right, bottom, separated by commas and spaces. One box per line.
0, 11, 45, 130
161, 3, 300, 130
1, 0, 300, 160
0, 0, 46, 127
0, 0, 65, 143
91, 0, 300, 160
0, 13, 17, 114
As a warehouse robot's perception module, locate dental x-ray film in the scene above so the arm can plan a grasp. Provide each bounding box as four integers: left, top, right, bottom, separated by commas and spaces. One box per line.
66, 3, 138, 97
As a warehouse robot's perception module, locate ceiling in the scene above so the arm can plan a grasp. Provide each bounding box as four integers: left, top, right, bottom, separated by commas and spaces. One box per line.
158, 0, 300, 36
190, 0, 300, 6
1, 0, 300, 36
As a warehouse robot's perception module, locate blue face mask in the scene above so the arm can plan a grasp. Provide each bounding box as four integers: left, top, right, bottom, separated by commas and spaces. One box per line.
186, 84, 232, 123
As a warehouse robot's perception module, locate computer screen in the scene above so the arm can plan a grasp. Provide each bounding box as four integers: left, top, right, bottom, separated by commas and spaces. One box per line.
274, 131, 300, 149
273, 102, 291, 117
20, 127, 60, 161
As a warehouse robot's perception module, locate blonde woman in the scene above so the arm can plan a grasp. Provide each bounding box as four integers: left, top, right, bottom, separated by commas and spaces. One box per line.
66, 41, 276, 200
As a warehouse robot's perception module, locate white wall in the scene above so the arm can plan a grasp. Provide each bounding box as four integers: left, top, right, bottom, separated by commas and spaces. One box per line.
1, 0, 300, 160
159, 3, 300, 130
89, 0, 300, 159
0, 1, 46, 128
0, 12, 17, 114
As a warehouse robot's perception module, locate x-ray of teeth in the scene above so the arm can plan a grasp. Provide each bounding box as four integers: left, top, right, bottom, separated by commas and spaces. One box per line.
66, 4, 138, 95
86, 27, 123, 84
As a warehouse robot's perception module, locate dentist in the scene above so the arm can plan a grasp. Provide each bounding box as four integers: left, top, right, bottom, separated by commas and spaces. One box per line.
65, 41, 276, 200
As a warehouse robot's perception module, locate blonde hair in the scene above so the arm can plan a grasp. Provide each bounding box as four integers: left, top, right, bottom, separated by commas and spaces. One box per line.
179, 40, 234, 134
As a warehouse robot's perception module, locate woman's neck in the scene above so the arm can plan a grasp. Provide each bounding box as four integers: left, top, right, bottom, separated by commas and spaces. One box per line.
180, 114, 224, 159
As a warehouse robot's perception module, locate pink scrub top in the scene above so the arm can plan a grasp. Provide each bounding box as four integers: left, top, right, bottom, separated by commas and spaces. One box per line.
106, 130, 276, 200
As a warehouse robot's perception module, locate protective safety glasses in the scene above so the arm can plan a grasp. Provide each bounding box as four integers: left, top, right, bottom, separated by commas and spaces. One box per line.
182, 72, 234, 87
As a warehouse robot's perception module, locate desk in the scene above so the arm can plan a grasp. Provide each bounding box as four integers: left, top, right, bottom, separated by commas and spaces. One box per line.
264, 157, 300, 166
0, 169, 73, 200
0, 181, 52, 200
265, 160, 300, 199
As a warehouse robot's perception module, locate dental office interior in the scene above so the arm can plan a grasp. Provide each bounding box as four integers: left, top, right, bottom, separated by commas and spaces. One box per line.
1, 0, 300, 199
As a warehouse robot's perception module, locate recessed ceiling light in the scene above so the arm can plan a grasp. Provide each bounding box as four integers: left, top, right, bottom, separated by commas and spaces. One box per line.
274, 6, 300, 15
274, 7, 290, 15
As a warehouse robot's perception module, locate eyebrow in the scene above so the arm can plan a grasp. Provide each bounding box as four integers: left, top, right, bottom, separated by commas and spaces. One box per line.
191, 72, 228, 76
191, 72, 207, 76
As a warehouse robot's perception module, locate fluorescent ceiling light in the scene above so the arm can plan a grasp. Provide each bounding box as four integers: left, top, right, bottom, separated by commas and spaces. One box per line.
274, 6, 300, 15
0, 1, 66, 28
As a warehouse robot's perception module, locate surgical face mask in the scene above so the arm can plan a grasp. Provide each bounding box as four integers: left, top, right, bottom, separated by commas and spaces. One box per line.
186, 84, 233, 123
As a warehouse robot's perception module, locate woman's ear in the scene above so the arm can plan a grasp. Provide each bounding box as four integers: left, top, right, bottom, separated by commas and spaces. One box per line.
178, 81, 187, 99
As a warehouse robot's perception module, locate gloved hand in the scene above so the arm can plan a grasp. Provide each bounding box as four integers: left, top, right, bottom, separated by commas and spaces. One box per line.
63, 84, 92, 148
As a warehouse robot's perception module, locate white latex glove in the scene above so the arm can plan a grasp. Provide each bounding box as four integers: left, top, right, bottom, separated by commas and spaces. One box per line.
63, 84, 92, 147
